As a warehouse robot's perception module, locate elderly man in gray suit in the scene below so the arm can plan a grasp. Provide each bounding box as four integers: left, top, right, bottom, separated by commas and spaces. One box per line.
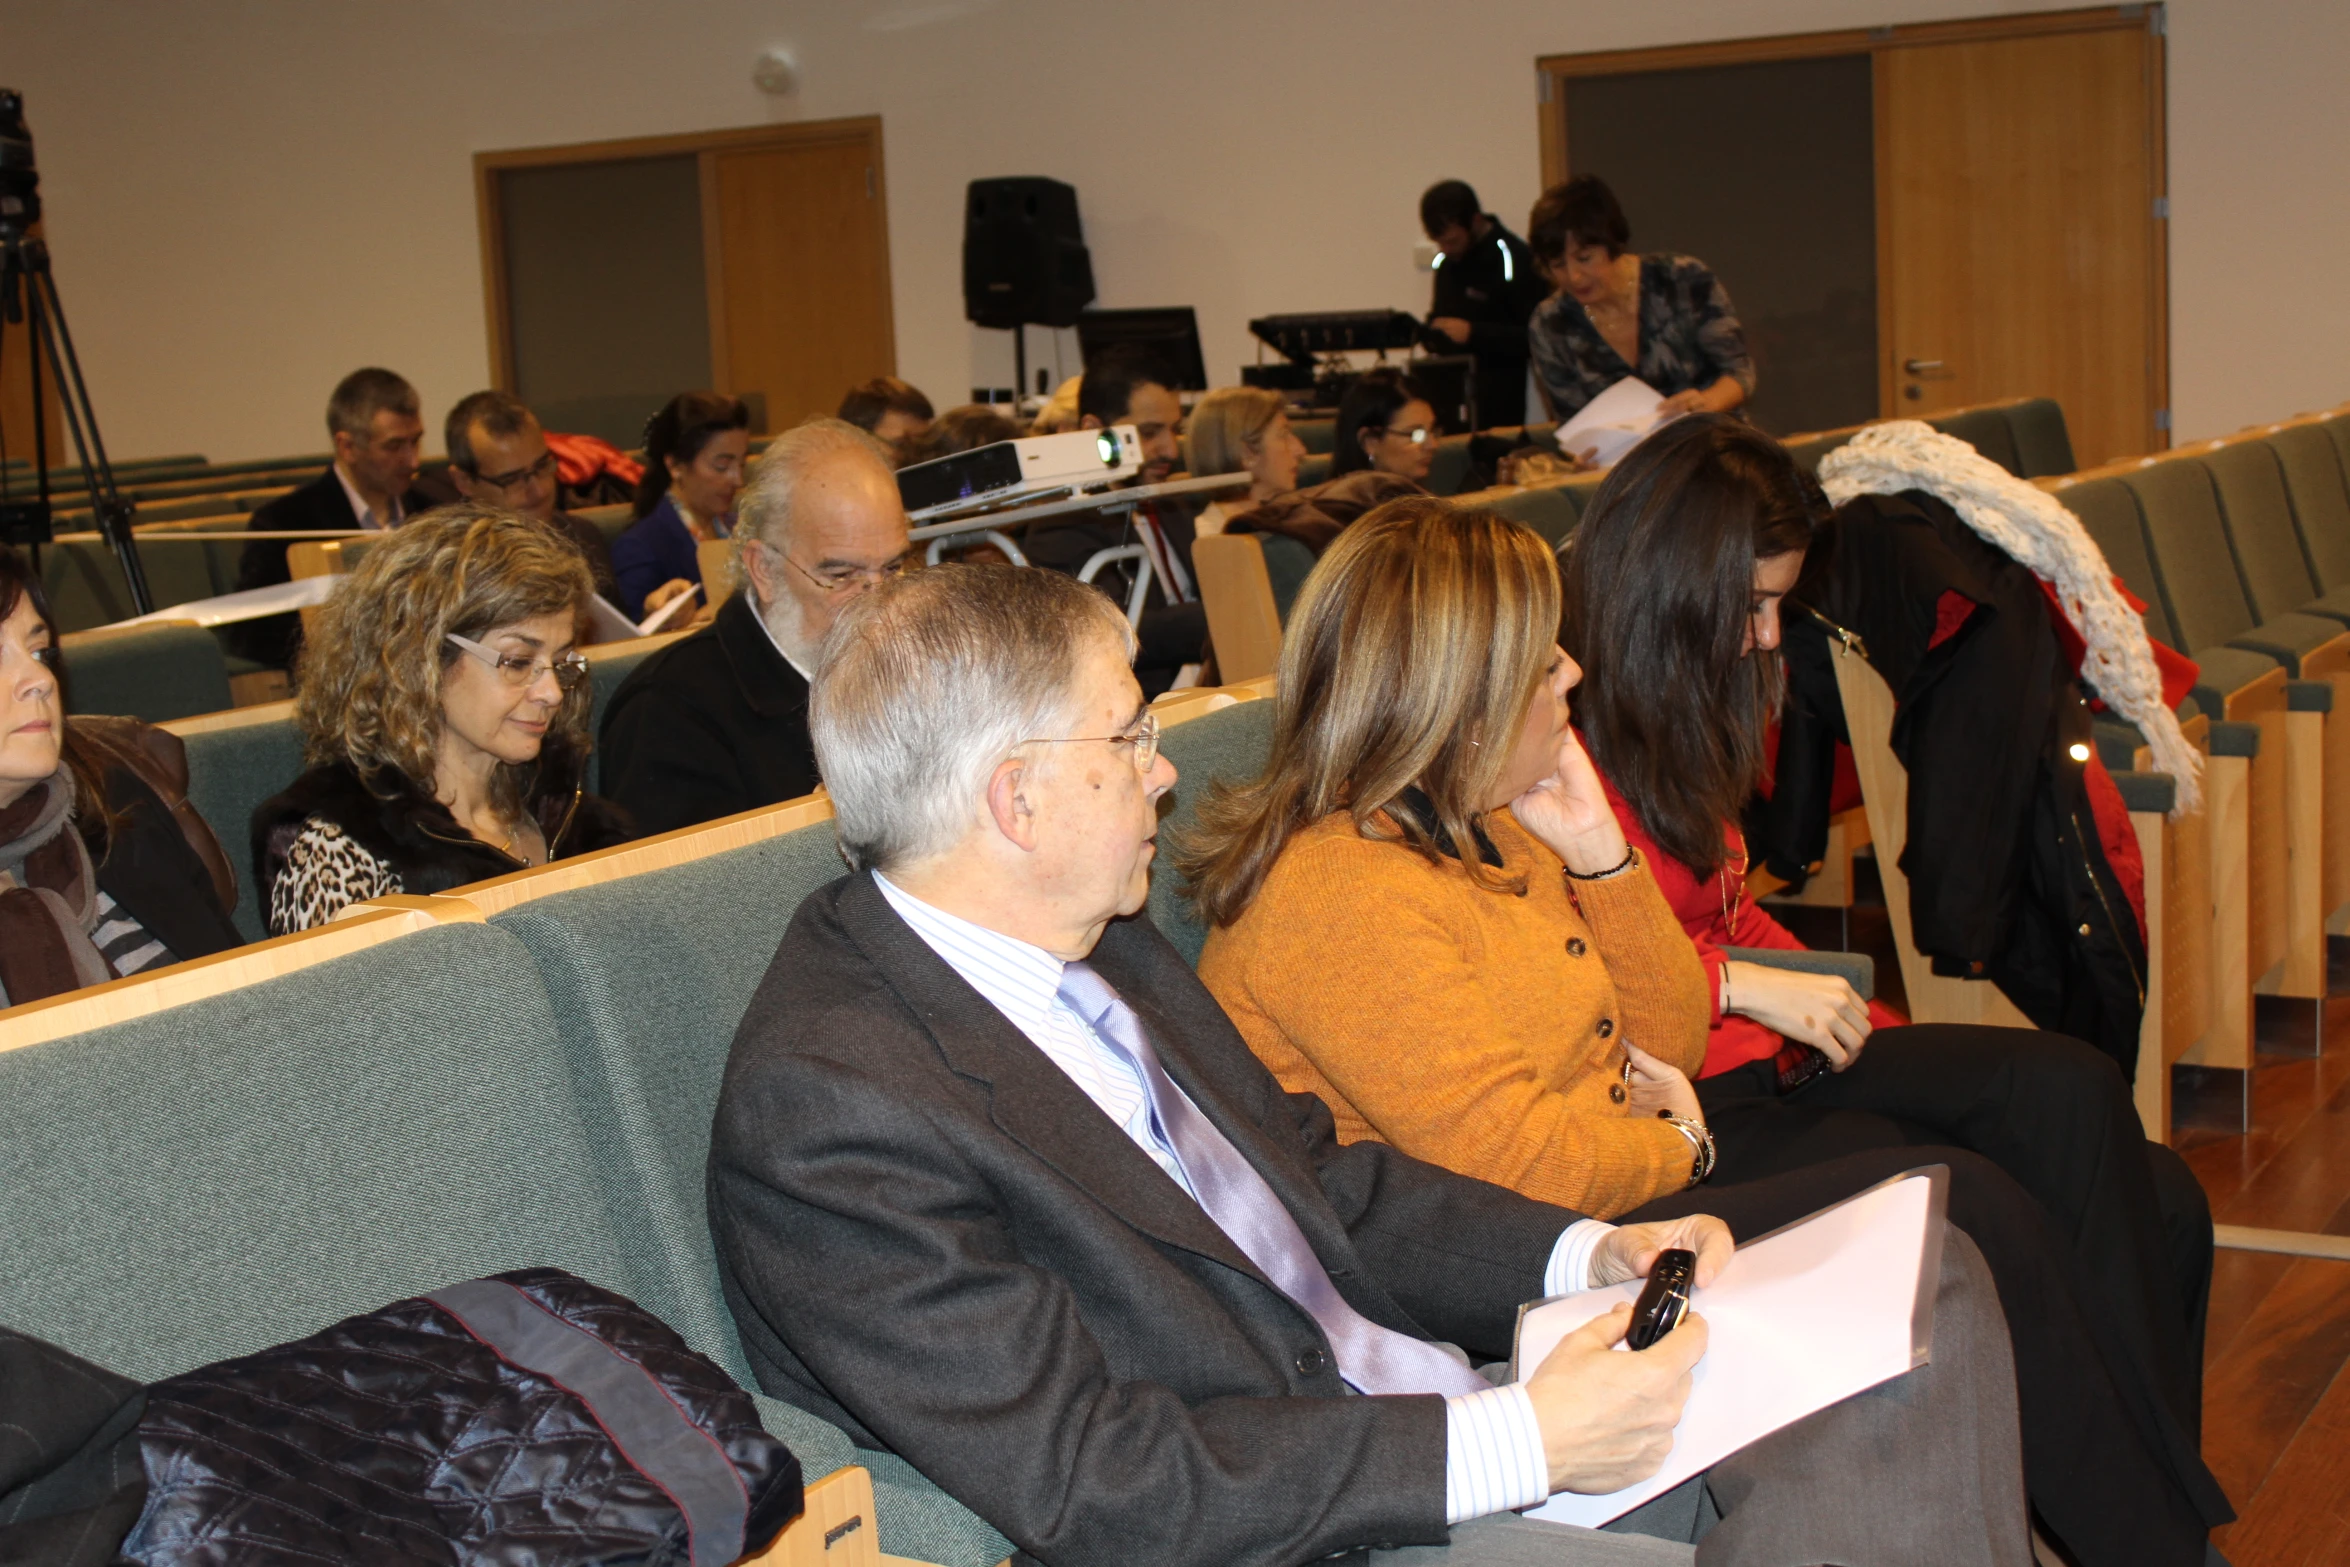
707, 563, 2034, 1567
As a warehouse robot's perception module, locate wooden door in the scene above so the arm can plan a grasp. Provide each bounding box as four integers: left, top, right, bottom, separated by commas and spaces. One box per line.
1878, 22, 2165, 467
706, 129, 895, 434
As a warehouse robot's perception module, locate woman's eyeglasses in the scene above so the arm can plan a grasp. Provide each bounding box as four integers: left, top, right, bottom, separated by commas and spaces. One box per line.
446, 632, 590, 691
1373, 425, 1437, 448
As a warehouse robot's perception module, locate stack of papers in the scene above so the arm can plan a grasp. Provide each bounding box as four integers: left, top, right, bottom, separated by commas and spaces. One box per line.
1554, 377, 1675, 470
1515, 1169, 1945, 1528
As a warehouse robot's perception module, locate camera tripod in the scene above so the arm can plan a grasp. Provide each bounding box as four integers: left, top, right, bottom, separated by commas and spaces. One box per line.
0, 229, 154, 614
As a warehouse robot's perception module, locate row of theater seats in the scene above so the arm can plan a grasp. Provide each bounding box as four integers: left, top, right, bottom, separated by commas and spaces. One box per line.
0, 685, 1286, 1567
0, 673, 1903, 1564
2045, 402, 2350, 1086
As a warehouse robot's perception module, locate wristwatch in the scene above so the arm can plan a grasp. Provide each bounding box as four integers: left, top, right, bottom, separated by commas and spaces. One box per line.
1660, 1114, 1717, 1189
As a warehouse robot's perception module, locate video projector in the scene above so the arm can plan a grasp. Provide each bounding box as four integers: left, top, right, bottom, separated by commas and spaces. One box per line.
896, 424, 1142, 521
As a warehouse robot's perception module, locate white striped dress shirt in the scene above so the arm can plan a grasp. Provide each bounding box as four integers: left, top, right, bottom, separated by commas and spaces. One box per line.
874, 871, 1611, 1524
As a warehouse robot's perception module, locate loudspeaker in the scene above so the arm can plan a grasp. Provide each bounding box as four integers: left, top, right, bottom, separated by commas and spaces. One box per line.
963, 177, 1095, 330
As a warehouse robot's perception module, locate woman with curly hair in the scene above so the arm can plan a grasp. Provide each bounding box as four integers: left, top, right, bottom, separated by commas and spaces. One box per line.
253, 504, 635, 934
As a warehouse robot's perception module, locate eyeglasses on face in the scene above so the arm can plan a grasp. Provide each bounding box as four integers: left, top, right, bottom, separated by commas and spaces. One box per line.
445, 631, 590, 691
1372, 424, 1436, 447
468, 450, 559, 493
777, 547, 911, 596
1020, 708, 1162, 772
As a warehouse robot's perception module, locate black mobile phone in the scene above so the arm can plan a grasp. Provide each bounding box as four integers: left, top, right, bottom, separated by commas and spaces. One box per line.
1775, 1040, 1832, 1094
1625, 1248, 1697, 1351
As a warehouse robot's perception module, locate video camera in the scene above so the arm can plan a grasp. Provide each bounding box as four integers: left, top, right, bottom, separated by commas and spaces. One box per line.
0, 89, 39, 238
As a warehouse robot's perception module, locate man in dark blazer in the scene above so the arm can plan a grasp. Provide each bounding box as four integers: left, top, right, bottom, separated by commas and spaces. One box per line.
1021, 344, 1207, 695
230, 367, 436, 667
707, 563, 2031, 1566
441, 389, 619, 601
598, 419, 908, 836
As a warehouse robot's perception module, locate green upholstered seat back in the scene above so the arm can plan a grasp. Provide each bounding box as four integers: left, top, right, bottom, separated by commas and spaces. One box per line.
491, 825, 1014, 1565
1782, 430, 1855, 476
60, 622, 234, 723
1426, 435, 1476, 497
1928, 406, 2023, 475
2202, 441, 2319, 622
1483, 474, 1599, 549
2121, 460, 2261, 651
2003, 398, 2077, 478
179, 710, 305, 942
2323, 415, 2350, 500
2056, 478, 2183, 650
1263, 533, 1316, 624
575, 503, 635, 548
1296, 452, 1333, 488
1149, 698, 1279, 965
41, 536, 246, 633
0, 924, 641, 1384
1291, 417, 1335, 455
2268, 424, 2350, 590
585, 636, 677, 791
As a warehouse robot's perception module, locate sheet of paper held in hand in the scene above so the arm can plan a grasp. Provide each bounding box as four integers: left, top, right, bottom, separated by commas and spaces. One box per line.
1514, 1167, 1948, 1530
1552, 376, 1670, 469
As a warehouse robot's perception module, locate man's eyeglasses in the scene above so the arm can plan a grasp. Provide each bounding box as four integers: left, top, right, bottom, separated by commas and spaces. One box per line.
1373, 425, 1437, 448
466, 450, 559, 493
1021, 708, 1161, 772
446, 632, 590, 691
777, 548, 911, 596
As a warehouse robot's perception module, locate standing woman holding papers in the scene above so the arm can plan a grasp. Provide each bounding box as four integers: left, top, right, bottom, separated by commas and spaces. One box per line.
1527, 175, 1754, 425
1179, 497, 2229, 1565
254, 506, 634, 934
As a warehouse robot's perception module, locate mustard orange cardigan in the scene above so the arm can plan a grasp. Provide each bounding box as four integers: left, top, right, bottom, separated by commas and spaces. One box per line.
1197, 808, 1712, 1219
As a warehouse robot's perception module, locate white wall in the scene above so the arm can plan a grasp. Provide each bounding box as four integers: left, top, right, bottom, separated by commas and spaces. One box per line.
8, 0, 2344, 461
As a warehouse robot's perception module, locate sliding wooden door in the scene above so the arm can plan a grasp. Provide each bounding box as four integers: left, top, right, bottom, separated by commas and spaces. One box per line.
477, 118, 895, 446
1541, 6, 2169, 464
1880, 24, 2165, 467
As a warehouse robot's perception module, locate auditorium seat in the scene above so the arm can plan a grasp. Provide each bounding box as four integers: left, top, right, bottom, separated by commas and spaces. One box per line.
573, 501, 635, 549
1923, 405, 2024, 476
2003, 397, 2077, 478
58, 620, 234, 724
162, 701, 302, 943
2267, 422, 2350, 618
1296, 452, 1332, 488
1290, 416, 1335, 454
1427, 434, 1477, 496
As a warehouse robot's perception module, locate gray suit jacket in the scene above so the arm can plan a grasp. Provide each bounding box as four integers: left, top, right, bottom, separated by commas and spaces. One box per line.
708, 872, 1584, 1566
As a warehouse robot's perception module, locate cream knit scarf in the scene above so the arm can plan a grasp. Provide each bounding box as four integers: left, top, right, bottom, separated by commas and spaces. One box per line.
1817, 420, 2201, 815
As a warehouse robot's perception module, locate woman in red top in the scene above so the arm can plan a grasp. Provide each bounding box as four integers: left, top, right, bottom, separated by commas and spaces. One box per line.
1558, 414, 2219, 1469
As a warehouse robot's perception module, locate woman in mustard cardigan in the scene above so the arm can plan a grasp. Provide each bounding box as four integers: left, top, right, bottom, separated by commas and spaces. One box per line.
1178, 498, 2228, 1566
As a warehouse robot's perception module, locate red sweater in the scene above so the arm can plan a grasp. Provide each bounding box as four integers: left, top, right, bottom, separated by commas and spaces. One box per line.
1594, 765, 1907, 1078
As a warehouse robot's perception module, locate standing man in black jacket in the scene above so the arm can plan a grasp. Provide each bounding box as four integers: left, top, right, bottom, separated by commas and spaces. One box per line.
1421, 181, 1547, 429
597, 419, 909, 836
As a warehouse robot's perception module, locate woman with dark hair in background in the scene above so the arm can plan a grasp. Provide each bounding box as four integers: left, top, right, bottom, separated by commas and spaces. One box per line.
609, 391, 751, 621
1328, 367, 1440, 485
0, 547, 242, 1004
1527, 174, 1754, 425
1560, 413, 2223, 1518
255, 505, 632, 934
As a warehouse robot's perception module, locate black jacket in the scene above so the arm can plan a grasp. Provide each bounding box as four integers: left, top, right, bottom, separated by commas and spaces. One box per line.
251, 734, 634, 911
1426, 216, 1546, 428
1023, 494, 1208, 687
230, 470, 438, 667
92, 761, 245, 967
598, 593, 817, 837
709, 873, 1576, 1566
1752, 490, 2149, 1073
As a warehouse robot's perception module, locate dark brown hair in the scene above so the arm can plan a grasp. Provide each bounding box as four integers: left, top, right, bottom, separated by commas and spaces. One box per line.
1528, 175, 1631, 265
0, 546, 115, 852
837, 376, 935, 432
1178, 497, 1561, 926
633, 391, 751, 518
1558, 414, 1823, 875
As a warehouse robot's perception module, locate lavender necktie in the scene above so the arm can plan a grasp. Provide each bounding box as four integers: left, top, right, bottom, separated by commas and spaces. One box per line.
1057, 961, 1488, 1398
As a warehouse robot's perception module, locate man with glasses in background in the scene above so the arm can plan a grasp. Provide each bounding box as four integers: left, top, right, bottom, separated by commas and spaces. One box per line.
442, 390, 620, 601
598, 419, 911, 835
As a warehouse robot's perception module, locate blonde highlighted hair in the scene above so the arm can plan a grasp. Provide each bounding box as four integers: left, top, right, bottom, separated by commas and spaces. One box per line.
1184, 386, 1286, 479
294, 503, 594, 814
1177, 496, 1561, 926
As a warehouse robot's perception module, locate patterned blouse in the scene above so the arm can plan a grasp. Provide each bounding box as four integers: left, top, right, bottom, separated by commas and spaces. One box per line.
1529, 253, 1756, 423
267, 817, 403, 936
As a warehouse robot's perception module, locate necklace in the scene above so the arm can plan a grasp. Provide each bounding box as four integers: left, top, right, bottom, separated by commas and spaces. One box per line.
1720, 828, 1747, 934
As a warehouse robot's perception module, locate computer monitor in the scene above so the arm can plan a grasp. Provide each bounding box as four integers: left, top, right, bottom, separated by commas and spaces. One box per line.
1076, 308, 1208, 392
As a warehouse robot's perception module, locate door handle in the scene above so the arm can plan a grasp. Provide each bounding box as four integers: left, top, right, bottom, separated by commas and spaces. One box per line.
1902, 358, 1946, 374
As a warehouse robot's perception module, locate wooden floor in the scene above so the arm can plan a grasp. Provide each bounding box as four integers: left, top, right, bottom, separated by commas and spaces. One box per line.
1771, 894, 2350, 1566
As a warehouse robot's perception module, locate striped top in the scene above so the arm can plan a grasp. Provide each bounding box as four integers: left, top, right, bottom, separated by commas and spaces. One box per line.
91, 889, 173, 977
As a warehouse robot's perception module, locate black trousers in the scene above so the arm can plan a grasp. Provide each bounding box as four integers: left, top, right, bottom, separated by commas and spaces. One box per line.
1622, 1144, 2224, 1567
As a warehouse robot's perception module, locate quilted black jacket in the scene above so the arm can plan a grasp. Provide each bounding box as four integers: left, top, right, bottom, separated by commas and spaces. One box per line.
127, 1269, 802, 1567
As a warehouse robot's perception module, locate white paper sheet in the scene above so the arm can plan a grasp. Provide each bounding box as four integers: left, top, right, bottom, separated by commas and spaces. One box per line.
1517, 1169, 1944, 1529
633, 581, 702, 636
114, 574, 340, 628
1553, 377, 1671, 469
